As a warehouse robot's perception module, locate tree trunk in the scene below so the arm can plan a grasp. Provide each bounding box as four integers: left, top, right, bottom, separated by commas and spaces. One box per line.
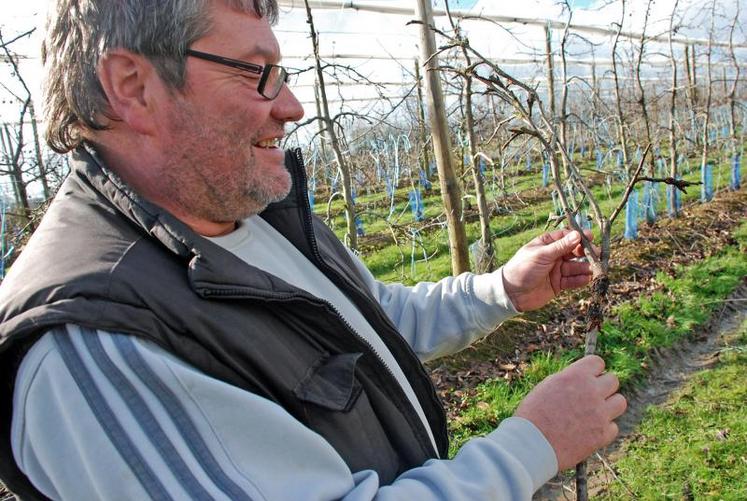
1, 124, 33, 229
726, 4, 741, 169
700, 1, 716, 184
464, 74, 495, 273
28, 102, 50, 200
611, 0, 630, 170
304, 0, 358, 251
667, 0, 680, 217
313, 77, 329, 165
414, 61, 431, 185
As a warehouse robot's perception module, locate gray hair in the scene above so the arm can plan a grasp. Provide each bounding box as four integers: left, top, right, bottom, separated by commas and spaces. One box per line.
42, 0, 279, 153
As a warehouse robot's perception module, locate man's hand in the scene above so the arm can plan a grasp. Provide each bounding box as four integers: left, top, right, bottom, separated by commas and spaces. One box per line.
502, 228, 594, 312
514, 356, 627, 471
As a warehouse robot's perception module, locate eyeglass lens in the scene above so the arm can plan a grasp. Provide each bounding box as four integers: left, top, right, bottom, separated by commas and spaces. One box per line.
262, 65, 288, 99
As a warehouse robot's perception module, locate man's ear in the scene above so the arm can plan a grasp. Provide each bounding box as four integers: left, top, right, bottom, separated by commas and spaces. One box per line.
97, 49, 163, 135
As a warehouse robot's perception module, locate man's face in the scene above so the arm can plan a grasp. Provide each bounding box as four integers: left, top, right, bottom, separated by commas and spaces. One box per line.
156, 2, 304, 225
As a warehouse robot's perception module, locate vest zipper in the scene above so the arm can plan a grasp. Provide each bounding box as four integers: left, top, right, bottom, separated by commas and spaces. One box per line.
199, 149, 444, 459
288, 147, 443, 457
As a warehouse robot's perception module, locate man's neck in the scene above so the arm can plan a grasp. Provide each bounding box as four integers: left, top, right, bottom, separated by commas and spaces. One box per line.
86, 138, 239, 237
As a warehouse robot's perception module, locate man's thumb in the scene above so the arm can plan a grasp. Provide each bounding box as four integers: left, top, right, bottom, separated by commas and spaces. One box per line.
543, 231, 580, 258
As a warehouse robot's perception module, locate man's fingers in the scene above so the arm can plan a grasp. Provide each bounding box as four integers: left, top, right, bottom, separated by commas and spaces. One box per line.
535, 228, 574, 245
572, 354, 606, 375
535, 228, 593, 252
596, 372, 620, 396
536, 230, 581, 260
570, 241, 599, 259
561, 260, 591, 276
560, 274, 592, 290
559, 260, 593, 290
604, 421, 620, 444
605, 393, 628, 420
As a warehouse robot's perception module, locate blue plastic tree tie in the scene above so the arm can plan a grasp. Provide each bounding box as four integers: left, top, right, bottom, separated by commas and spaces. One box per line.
355, 216, 365, 236
551, 190, 562, 215
701, 162, 714, 202
642, 181, 657, 224
542, 163, 550, 187
731, 153, 741, 190
385, 177, 394, 198
468, 239, 483, 269
666, 179, 681, 217
616, 151, 623, 168
656, 157, 665, 177
649, 182, 658, 223
479, 157, 486, 176
666, 184, 673, 217
408, 189, 424, 222
624, 190, 638, 240
595, 149, 603, 169
574, 210, 591, 230
675, 182, 682, 211
400, 134, 411, 152
308, 179, 316, 210
419, 169, 432, 190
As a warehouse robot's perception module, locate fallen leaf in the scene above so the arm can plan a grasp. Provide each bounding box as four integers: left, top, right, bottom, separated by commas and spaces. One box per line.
715, 429, 730, 441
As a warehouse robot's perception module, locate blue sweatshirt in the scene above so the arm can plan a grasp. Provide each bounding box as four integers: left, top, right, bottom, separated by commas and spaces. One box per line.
11, 216, 558, 500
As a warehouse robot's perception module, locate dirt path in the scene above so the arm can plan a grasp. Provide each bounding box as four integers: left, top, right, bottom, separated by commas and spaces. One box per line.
534, 283, 747, 500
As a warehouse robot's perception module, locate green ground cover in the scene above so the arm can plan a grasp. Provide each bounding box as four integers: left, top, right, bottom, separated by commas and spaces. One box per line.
447, 219, 747, 456
314, 151, 745, 286
364, 157, 744, 284
603, 317, 747, 500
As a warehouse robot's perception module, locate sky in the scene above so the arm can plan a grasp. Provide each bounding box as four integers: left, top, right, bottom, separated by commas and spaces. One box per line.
1, 0, 745, 130
1, 0, 743, 199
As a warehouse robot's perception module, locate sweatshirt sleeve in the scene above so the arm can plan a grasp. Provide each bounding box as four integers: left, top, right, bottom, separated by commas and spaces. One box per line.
348, 249, 519, 362
12, 325, 557, 501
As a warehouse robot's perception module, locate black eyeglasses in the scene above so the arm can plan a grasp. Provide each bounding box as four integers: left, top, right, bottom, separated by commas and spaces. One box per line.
185, 49, 289, 100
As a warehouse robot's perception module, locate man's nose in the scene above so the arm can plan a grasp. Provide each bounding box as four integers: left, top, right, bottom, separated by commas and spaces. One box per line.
272, 84, 305, 123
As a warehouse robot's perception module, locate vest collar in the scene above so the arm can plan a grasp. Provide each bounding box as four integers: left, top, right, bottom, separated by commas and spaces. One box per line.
72, 144, 310, 297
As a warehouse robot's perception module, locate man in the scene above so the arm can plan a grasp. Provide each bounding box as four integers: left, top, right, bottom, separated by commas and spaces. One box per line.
0, 0, 625, 499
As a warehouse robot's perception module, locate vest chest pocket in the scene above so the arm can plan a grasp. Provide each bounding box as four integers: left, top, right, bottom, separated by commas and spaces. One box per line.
293, 352, 363, 412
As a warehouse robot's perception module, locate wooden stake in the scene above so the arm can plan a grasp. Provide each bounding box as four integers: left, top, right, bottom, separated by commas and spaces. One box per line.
413, 0, 469, 275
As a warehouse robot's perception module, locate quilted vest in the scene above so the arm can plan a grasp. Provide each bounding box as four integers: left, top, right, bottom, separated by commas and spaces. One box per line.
0, 147, 448, 499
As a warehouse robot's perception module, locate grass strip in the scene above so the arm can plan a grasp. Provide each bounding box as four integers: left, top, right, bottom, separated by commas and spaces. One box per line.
603, 318, 747, 499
